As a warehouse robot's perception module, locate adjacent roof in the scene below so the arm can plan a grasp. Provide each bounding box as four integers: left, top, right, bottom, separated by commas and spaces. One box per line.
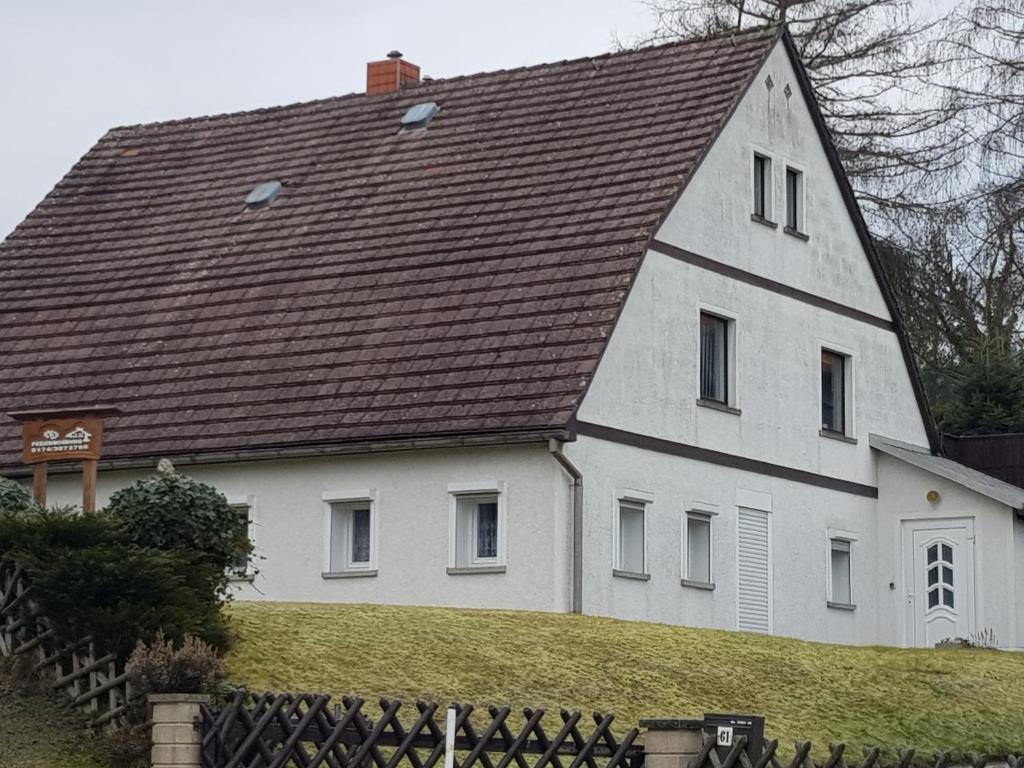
870, 434, 1024, 511
0, 27, 778, 471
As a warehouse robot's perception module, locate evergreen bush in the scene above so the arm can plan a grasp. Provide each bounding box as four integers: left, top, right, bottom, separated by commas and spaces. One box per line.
0, 476, 31, 513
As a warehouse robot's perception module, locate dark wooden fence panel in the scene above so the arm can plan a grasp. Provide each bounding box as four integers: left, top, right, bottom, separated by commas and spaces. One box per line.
200, 692, 643, 768
687, 734, 1024, 768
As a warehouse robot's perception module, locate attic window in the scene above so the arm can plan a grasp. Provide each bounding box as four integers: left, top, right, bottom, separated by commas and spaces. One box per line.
245, 180, 282, 208
400, 102, 439, 131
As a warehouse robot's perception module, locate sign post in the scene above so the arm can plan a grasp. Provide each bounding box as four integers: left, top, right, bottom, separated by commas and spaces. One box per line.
7, 406, 120, 513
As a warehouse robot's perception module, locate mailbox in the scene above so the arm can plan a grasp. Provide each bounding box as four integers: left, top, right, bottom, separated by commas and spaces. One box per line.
702, 713, 765, 762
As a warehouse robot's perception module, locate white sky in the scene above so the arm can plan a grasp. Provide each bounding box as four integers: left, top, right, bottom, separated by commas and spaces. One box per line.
0, 0, 657, 239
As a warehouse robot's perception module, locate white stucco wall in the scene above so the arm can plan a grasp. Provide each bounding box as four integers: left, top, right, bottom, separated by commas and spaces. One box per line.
39, 444, 574, 612
876, 454, 1021, 649
564, 434, 880, 645
577, 39, 930, 485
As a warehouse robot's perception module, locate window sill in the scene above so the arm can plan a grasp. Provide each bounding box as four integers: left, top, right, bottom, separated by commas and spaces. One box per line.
751, 214, 778, 229
681, 579, 715, 591
322, 569, 378, 579
613, 569, 651, 581
697, 399, 741, 416
827, 601, 857, 611
446, 565, 507, 575
784, 225, 809, 241
820, 429, 857, 445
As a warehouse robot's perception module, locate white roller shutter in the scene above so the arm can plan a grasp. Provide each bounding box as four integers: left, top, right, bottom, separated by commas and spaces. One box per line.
737, 507, 771, 633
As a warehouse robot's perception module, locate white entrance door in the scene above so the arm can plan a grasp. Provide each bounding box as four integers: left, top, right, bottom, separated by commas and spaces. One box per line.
901, 518, 976, 647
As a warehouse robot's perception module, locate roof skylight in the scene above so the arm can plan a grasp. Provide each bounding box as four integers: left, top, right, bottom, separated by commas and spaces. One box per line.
400, 102, 439, 130
245, 180, 282, 208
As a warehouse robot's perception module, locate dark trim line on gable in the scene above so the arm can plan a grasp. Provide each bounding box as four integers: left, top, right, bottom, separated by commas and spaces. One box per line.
649, 238, 894, 331
574, 420, 878, 498
567, 27, 783, 428
778, 29, 940, 454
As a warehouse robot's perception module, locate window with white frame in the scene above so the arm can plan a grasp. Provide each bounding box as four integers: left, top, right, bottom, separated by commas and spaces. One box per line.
785, 166, 804, 233
753, 152, 772, 221
328, 499, 375, 573
449, 486, 506, 570
615, 499, 647, 575
684, 511, 713, 585
228, 503, 252, 578
829, 538, 853, 606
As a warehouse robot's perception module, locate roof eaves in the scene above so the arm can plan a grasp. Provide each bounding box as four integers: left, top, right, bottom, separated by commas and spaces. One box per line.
870, 433, 1024, 511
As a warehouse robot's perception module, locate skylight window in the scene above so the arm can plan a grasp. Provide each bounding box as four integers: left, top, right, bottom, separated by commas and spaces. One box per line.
245, 180, 281, 209
400, 102, 439, 130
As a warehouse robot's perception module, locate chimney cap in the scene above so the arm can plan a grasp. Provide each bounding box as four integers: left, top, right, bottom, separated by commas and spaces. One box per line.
387, 50, 403, 60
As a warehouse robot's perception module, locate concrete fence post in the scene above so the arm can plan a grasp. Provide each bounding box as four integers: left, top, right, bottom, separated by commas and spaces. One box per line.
640, 719, 705, 768
149, 693, 209, 768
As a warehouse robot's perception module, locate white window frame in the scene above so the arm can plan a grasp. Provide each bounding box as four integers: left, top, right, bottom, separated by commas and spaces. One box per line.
819, 340, 856, 439
752, 148, 774, 222
322, 489, 379, 577
784, 161, 807, 234
826, 528, 858, 609
226, 494, 257, 581
613, 488, 652, 579
447, 481, 507, 573
681, 501, 718, 589
697, 304, 739, 410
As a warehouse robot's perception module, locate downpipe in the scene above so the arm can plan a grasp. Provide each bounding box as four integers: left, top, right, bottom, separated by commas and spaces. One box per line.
548, 439, 583, 614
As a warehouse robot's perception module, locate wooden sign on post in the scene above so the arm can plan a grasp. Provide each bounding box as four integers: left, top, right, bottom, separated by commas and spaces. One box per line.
7, 406, 120, 513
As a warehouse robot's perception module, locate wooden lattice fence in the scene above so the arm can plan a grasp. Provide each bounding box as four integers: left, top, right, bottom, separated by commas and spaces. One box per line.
0, 557, 137, 727
200, 692, 644, 768
688, 733, 1024, 768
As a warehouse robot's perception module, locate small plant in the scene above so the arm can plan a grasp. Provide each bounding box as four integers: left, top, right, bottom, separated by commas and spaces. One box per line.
126, 632, 225, 695
969, 627, 999, 649
0, 476, 31, 513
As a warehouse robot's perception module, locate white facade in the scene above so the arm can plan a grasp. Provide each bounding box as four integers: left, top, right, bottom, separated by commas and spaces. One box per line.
29, 38, 1024, 649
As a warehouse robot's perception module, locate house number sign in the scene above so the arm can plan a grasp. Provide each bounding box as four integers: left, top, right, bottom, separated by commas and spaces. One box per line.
7, 406, 120, 513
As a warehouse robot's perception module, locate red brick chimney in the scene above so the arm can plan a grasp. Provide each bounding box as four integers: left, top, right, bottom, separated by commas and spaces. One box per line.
366, 50, 420, 95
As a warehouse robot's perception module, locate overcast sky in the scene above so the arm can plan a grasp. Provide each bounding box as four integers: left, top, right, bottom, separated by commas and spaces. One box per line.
0, 0, 656, 239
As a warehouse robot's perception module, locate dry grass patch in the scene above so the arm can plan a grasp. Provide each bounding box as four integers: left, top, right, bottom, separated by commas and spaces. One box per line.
225, 603, 1024, 757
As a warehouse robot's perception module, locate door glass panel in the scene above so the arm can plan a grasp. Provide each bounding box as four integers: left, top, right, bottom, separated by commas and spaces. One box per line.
942, 543, 952, 562
927, 544, 938, 564
943, 565, 953, 585
942, 588, 954, 608
928, 589, 939, 608
927, 567, 938, 587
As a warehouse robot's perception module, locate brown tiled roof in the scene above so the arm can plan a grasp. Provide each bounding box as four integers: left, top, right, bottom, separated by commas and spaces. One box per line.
0, 28, 777, 471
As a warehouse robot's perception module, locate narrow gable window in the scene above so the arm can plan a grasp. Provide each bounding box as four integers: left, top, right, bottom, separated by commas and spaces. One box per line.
829, 538, 853, 606
821, 350, 847, 434
785, 167, 804, 233
753, 153, 772, 220
700, 313, 729, 404
685, 512, 713, 586
615, 499, 647, 576
329, 500, 375, 573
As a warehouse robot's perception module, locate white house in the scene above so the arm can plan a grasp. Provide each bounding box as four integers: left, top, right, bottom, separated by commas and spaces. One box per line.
3, 27, 1024, 649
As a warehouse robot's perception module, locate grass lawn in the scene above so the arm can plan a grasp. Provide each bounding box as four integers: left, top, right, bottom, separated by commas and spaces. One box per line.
0, 660, 108, 768
226, 602, 1024, 758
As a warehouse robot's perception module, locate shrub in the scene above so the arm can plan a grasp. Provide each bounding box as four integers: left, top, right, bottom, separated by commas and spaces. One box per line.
126, 632, 225, 695
104, 467, 250, 594
0, 476, 31, 513
18, 543, 230, 661
0, 505, 113, 555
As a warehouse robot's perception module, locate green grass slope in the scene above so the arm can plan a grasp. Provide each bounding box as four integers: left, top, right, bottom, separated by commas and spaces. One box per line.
226, 603, 1024, 757
0, 661, 107, 768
